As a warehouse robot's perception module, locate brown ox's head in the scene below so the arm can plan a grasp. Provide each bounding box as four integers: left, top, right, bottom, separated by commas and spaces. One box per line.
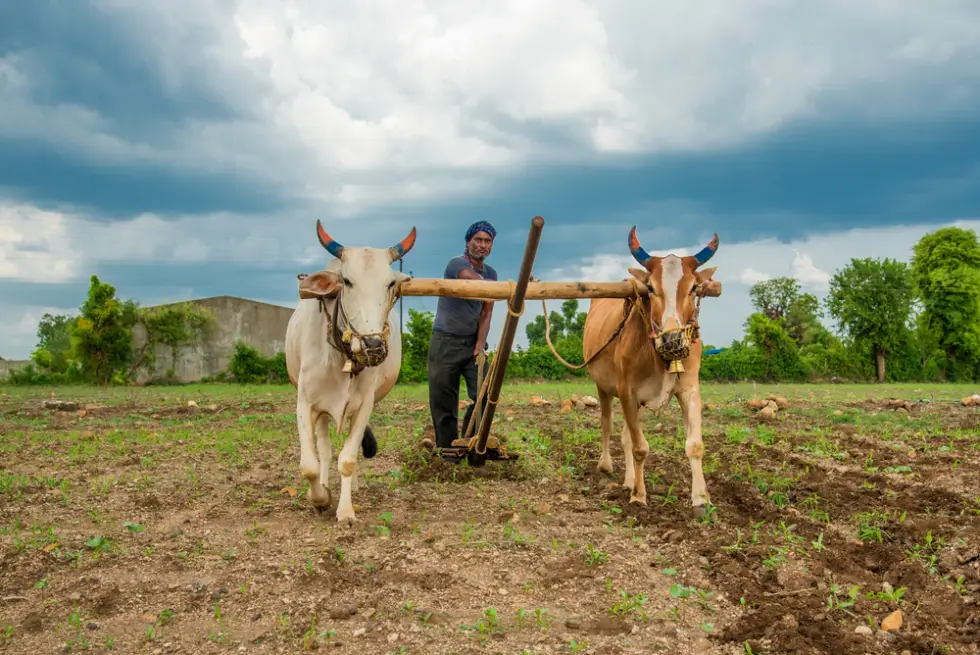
625, 227, 722, 365
299, 221, 416, 366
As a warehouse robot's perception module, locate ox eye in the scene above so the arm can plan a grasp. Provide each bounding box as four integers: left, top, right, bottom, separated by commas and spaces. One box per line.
342, 277, 353, 287
388, 281, 396, 289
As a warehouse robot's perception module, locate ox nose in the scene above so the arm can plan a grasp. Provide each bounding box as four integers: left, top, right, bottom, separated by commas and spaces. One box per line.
362, 335, 384, 351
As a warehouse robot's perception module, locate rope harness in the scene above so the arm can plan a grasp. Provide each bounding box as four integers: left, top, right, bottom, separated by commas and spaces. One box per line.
543, 278, 706, 374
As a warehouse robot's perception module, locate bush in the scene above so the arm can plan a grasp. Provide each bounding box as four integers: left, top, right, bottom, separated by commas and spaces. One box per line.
228, 341, 289, 384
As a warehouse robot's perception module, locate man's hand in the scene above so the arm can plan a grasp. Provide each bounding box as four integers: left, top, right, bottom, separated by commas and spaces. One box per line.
474, 341, 485, 359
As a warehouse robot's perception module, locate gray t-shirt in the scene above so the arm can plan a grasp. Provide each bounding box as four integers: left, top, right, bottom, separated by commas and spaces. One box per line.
432, 255, 498, 337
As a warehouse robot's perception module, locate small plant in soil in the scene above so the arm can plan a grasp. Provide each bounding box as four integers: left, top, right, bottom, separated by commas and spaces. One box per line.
608, 588, 648, 621
583, 543, 609, 566
826, 584, 861, 616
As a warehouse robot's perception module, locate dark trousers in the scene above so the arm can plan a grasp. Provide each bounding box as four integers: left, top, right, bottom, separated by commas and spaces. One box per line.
428, 331, 490, 448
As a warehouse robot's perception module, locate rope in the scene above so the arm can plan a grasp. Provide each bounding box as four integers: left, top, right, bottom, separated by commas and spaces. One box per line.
506, 280, 524, 317
460, 348, 501, 442
541, 278, 645, 371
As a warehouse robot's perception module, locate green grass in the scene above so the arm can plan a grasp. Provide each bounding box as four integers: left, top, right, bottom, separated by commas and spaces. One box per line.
2, 379, 975, 407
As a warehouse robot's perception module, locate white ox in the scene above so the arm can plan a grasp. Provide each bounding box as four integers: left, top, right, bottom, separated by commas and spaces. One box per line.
285, 220, 415, 524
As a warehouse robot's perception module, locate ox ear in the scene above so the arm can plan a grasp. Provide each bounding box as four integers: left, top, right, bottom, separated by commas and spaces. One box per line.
695, 267, 722, 297
695, 266, 717, 282
298, 271, 341, 300
393, 270, 412, 284
628, 267, 650, 284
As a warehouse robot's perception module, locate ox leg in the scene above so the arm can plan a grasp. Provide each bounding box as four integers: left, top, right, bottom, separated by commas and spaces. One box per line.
596, 389, 614, 475
308, 413, 333, 511
336, 402, 373, 525
620, 421, 635, 491
677, 387, 709, 516
296, 394, 330, 510
620, 394, 649, 505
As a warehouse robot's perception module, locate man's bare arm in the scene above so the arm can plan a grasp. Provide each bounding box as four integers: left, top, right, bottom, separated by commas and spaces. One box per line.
476, 301, 493, 353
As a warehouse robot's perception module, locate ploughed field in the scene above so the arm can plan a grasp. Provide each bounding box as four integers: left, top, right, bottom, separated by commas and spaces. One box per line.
1, 381, 979, 655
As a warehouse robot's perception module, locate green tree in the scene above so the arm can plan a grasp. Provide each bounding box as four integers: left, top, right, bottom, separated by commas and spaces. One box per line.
749, 277, 801, 322
825, 257, 915, 382
399, 308, 433, 383
68, 275, 139, 384
525, 299, 586, 346
30, 313, 75, 373
744, 313, 810, 381
910, 227, 980, 380
750, 277, 830, 348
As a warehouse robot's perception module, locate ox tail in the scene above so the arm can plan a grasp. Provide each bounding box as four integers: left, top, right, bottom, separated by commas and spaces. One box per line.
361, 425, 378, 459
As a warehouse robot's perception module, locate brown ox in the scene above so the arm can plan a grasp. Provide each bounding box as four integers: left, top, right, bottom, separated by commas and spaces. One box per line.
582, 227, 722, 516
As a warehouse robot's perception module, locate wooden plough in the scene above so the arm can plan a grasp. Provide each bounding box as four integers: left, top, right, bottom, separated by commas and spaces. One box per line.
393, 215, 719, 466
393, 215, 646, 466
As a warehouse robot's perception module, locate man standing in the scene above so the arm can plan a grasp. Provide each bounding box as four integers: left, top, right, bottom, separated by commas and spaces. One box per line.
428, 221, 498, 449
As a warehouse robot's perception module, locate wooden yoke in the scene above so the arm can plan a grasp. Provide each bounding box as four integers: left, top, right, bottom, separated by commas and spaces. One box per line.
395, 278, 722, 301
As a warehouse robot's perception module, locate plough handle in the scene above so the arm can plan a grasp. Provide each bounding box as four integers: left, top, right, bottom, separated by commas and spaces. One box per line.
472, 216, 544, 459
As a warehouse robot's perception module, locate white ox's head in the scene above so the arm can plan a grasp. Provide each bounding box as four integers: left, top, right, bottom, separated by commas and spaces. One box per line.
299, 221, 415, 364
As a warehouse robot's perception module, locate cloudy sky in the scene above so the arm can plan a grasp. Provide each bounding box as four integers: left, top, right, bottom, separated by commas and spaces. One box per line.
3, 1, 980, 360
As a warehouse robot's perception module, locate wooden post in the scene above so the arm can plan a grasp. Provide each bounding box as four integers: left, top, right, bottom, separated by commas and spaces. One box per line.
470, 216, 545, 465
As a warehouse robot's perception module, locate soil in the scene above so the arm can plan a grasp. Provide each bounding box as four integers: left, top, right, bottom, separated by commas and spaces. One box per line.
1, 386, 979, 654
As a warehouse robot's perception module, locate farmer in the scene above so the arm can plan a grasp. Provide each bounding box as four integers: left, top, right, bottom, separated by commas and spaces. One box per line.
427, 220, 498, 450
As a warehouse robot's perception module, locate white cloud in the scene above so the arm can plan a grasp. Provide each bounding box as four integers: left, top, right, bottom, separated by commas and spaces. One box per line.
791, 249, 831, 290
0, 204, 77, 282
3, 1, 980, 213
0, 202, 355, 278
740, 268, 772, 285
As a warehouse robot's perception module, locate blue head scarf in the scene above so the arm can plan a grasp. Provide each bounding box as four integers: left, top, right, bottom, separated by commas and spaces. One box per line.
465, 221, 496, 243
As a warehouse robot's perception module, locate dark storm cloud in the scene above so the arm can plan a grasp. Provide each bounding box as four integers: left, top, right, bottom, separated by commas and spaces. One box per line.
0, 141, 291, 218
426, 115, 980, 267
0, 0, 299, 217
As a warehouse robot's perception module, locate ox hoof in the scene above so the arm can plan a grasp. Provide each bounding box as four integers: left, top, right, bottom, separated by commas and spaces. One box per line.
307, 484, 331, 510
628, 496, 647, 506
336, 507, 357, 526
692, 504, 707, 519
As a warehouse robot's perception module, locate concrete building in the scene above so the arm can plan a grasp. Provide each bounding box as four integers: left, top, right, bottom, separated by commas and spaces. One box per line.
132, 295, 295, 383
0, 358, 30, 379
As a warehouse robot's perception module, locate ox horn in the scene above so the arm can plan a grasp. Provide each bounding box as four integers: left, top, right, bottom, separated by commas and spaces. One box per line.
388, 226, 417, 262
316, 220, 345, 259
693, 233, 720, 266
628, 225, 653, 267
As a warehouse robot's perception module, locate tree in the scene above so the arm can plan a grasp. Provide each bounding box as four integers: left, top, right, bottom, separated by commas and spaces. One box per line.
744, 313, 810, 381
399, 308, 434, 383
910, 227, 980, 380
825, 257, 915, 382
749, 277, 801, 322
30, 313, 75, 373
525, 299, 586, 346
68, 275, 139, 384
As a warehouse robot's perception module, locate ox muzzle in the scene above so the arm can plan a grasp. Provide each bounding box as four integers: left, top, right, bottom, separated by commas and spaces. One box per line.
652, 324, 697, 373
